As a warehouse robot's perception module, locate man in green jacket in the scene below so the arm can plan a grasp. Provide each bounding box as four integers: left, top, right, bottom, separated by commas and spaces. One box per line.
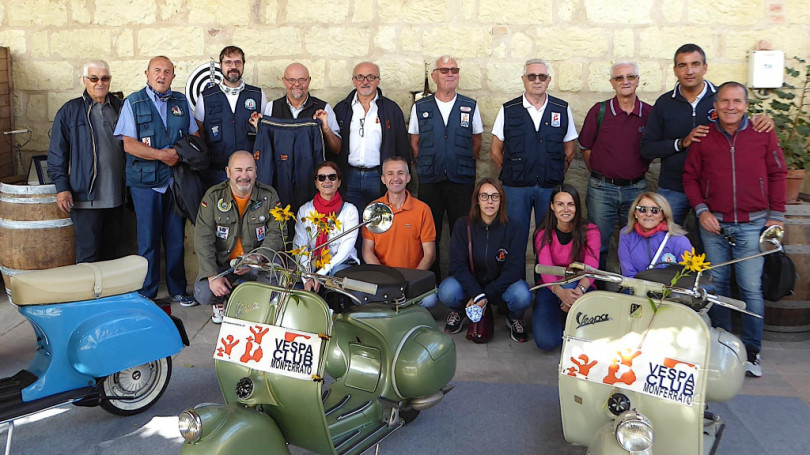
194, 150, 284, 323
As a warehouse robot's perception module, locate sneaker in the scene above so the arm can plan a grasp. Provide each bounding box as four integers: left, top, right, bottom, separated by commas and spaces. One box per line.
173, 294, 199, 307
445, 311, 464, 334
211, 303, 225, 324
506, 318, 528, 343
745, 351, 762, 378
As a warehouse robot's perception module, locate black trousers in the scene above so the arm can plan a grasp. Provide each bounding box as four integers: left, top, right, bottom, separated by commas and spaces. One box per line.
418, 181, 474, 280
70, 205, 125, 263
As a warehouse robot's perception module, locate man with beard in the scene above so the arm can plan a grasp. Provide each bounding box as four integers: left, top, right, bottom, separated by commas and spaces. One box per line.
362, 156, 435, 271
114, 55, 198, 305
194, 46, 267, 185
193, 150, 284, 323
260, 62, 341, 155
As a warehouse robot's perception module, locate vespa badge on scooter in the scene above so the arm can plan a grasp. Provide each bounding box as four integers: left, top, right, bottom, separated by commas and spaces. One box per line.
539, 226, 785, 455
178, 203, 456, 455
1, 256, 189, 454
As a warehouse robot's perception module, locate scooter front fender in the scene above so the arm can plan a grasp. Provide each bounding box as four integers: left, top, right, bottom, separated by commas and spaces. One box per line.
179, 403, 288, 455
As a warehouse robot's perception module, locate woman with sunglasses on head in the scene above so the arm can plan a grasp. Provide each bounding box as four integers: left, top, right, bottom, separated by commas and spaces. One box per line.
618, 192, 692, 278
293, 161, 359, 291
438, 177, 532, 344
533, 184, 600, 351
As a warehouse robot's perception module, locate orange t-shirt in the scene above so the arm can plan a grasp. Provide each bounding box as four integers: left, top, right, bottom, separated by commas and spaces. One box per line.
227, 193, 251, 261
361, 191, 436, 269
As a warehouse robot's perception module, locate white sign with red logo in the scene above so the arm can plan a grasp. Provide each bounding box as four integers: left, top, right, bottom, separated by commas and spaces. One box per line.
561, 337, 701, 406
214, 317, 323, 381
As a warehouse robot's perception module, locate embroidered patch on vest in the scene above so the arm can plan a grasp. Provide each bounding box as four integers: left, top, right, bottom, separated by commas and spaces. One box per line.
217, 198, 232, 212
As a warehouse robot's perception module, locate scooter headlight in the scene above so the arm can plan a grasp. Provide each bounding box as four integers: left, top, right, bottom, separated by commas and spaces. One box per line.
615, 409, 654, 452
178, 409, 203, 443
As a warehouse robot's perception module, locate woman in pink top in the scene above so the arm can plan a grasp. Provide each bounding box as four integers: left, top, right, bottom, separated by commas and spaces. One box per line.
532, 184, 601, 351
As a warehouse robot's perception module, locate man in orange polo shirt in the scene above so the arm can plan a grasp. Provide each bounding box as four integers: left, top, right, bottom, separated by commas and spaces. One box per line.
362, 156, 436, 270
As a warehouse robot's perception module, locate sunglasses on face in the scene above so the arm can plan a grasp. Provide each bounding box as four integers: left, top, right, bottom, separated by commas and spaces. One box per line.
316, 174, 338, 182
636, 205, 661, 215
85, 76, 112, 83
524, 73, 550, 82
433, 67, 460, 75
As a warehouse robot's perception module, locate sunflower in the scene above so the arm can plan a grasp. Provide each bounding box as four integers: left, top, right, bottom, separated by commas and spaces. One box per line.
679, 248, 711, 273
270, 204, 295, 222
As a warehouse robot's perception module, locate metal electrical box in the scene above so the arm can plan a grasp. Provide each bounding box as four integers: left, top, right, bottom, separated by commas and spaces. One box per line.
748, 50, 785, 88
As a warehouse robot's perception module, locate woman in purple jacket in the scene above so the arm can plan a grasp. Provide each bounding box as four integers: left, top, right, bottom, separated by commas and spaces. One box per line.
618, 192, 692, 278
533, 184, 601, 351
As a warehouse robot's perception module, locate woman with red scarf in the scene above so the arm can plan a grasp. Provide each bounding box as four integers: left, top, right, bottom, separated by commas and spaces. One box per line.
618, 191, 692, 278
293, 161, 359, 291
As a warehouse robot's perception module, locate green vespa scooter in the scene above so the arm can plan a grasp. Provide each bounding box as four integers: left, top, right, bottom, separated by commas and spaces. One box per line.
177, 204, 456, 454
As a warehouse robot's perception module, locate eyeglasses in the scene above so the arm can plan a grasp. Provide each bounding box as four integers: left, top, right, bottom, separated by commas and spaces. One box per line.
611, 74, 639, 82
316, 174, 338, 182
720, 228, 737, 246
283, 77, 310, 85
221, 59, 243, 67
636, 205, 661, 214
433, 67, 460, 75
353, 74, 379, 82
85, 75, 112, 83
524, 73, 550, 82
359, 117, 365, 138
478, 193, 501, 202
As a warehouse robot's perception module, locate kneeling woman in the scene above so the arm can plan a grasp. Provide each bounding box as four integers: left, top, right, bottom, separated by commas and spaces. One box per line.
533, 184, 600, 351
439, 177, 532, 344
293, 161, 360, 291
618, 192, 692, 278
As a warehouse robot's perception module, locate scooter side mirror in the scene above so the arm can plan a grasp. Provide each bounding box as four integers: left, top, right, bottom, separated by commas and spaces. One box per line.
363, 202, 394, 234
759, 225, 784, 253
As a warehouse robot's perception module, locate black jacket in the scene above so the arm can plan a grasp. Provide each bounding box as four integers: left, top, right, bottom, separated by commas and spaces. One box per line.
172, 135, 210, 224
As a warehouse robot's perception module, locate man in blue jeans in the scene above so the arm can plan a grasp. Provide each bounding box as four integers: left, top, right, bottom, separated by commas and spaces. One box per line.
490, 59, 578, 247
579, 61, 651, 273
114, 56, 199, 305
683, 82, 786, 378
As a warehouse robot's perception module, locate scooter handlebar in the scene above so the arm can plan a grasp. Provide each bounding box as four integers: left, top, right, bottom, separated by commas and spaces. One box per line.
342, 278, 378, 295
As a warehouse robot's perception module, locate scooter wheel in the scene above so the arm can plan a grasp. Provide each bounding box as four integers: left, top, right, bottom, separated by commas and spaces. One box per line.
99, 356, 172, 416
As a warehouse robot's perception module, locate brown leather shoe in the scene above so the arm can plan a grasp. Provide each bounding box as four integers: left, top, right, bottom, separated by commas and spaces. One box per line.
466, 304, 493, 344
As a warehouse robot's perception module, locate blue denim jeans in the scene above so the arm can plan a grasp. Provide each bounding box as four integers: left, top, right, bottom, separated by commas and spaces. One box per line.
586, 177, 648, 270
700, 219, 766, 352
130, 186, 187, 298
657, 188, 691, 226
435, 276, 532, 320
533, 282, 581, 351
504, 184, 555, 246
345, 167, 382, 215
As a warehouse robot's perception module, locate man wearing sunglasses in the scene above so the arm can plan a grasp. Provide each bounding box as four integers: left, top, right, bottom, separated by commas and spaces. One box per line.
260, 62, 341, 155
333, 62, 410, 214
579, 61, 652, 273
48, 59, 125, 264
408, 55, 483, 279
683, 81, 786, 378
490, 58, 578, 247
194, 46, 267, 185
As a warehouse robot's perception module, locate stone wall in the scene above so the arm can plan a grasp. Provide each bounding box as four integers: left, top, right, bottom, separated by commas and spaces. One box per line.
1, 0, 807, 181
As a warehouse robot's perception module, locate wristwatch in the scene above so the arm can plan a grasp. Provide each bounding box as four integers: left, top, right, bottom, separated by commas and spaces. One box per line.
579, 285, 587, 293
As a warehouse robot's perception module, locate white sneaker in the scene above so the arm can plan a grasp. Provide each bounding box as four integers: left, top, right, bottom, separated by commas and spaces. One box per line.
745, 352, 762, 378
211, 303, 225, 324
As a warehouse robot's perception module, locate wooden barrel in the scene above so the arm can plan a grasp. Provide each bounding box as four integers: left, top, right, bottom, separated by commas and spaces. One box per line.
764, 199, 810, 340
0, 183, 75, 292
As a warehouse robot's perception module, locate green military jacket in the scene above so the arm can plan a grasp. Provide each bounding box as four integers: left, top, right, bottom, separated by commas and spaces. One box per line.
194, 180, 284, 280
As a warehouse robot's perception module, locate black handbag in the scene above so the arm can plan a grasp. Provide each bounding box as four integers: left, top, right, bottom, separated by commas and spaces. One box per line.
762, 251, 796, 301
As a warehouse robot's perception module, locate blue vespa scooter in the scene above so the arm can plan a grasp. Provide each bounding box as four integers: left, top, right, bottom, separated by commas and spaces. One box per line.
0, 255, 189, 453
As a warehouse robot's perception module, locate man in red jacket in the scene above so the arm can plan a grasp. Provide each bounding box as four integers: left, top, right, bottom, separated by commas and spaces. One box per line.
683, 81, 787, 378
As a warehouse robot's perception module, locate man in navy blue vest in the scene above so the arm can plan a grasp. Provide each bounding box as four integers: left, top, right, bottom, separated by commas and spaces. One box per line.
490, 59, 579, 246
408, 55, 483, 278
259, 62, 341, 156
114, 56, 199, 305
194, 46, 267, 186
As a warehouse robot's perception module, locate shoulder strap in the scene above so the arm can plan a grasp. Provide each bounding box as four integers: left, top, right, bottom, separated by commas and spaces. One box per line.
466, 217, 474, 273
595, 101, 606, 136
648, 232, 671, 269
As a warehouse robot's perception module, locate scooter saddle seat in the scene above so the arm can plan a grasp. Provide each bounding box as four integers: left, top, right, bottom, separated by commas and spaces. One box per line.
10, 255, 148, 306
335, 264, 435, 303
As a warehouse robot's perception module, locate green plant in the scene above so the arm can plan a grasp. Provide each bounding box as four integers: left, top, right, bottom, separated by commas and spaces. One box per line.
749, 56, 810, 170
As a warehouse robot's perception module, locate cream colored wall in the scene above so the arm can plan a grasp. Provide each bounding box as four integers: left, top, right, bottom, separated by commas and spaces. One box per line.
1, 0, 808, 170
